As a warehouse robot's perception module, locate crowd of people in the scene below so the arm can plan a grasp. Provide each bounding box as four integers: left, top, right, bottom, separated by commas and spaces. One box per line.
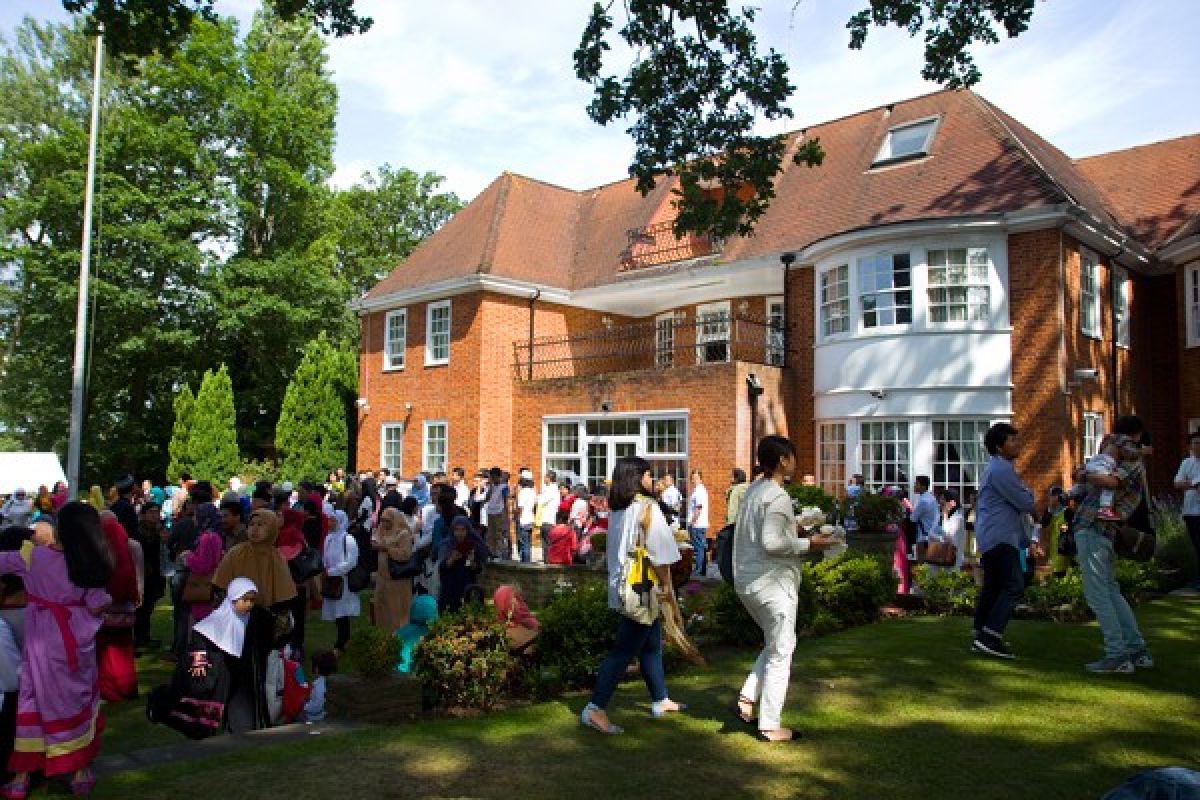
0, 416, 1194, 790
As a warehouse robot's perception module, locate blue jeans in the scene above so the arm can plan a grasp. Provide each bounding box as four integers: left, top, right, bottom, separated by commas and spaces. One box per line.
973, 543, 1023, 637
589, 615, 667, 710
517, 525, 533, 563
689, 527, 708, 575
1076, 526, 1146, 659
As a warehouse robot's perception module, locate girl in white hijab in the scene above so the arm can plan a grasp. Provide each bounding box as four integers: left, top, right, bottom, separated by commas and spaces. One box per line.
194, 577, 258, 657
321, 511, 360, 656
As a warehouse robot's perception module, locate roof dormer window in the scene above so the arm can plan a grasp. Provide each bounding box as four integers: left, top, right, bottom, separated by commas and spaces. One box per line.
872, 117, 939, 167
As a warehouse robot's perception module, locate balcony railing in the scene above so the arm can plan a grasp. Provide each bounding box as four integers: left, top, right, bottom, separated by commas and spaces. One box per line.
514, 313, 785, 382
618, 219, 722, 272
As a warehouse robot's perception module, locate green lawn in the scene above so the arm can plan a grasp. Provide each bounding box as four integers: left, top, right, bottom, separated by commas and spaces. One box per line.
69, 596, 1200, 799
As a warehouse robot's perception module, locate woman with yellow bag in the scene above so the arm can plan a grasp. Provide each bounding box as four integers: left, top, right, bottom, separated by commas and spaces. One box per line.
580, 456, 686, 735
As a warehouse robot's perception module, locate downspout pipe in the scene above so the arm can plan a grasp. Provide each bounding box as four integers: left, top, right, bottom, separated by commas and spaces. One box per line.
1108, 236, 1128, 418
780, 252, 796, 368
527, 288, 540, 381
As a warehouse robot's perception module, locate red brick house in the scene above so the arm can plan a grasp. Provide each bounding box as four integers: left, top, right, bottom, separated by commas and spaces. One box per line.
353, 88, 1197, 522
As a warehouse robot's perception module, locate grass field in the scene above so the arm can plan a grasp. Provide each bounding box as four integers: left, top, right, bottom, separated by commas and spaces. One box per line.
49, 596, 1199, 800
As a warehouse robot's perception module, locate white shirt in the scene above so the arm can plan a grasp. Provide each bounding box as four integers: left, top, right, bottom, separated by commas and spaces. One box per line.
606, 499, 681, 610
454, 480, 470, 509
661, 485, 682, 514
1175, 456, 1200, 517
688, 484, 709, 529
517, 487, 537, 527
536, 483, 559, 524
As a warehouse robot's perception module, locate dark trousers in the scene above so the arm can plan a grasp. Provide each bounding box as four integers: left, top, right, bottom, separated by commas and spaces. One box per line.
289, 585, 308, 653
334, 616, 351, 652
135, 577, 165, 646
589, 616, 666, 710
170, 571, 190, 654
973, 543, 1024, 637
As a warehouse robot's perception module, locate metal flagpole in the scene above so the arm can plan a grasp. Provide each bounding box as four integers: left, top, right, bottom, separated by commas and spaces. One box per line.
66, 23, 104, 496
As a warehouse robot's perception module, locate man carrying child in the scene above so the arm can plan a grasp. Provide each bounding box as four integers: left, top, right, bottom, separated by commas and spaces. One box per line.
1071, 415, 1154, 674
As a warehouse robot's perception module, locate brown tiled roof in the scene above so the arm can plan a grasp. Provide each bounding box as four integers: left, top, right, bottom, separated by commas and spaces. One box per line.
365, 89, 1196, 301
1075, 133, 1200, 251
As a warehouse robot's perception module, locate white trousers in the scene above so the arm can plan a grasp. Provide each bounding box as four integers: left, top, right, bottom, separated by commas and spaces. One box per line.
738, 579, 798, 731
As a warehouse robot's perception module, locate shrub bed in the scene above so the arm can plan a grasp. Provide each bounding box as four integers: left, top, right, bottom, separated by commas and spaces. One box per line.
535, 583, 617, 690
414, 604, 516, 710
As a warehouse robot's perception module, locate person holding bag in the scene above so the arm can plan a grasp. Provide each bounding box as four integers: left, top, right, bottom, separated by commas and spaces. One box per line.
320, 511, 360, 656
372, 508, 413, 632
580, 456, 686, 736
732, 436, 838, 743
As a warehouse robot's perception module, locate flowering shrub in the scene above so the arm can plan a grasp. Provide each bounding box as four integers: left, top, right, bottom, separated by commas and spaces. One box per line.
347, 624, 400, 680
536, 584, 617, 689
913, 564, 978, 615
807, 551, 895, 630
414, 604, 515, 710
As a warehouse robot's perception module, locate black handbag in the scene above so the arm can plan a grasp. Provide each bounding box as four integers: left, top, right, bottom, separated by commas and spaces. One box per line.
288, 546, 323, 583
344, 534, 371, 593
387, 545, 428, 581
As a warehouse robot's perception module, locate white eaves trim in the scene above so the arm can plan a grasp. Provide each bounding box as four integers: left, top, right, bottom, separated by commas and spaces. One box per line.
351, 273, 570, 314
1160, 235, 1200, 266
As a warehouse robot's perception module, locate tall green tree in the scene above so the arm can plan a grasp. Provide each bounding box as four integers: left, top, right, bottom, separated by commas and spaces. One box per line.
213, 9, 352, 454
188, 364, 239, 483
0, 18, 236, 483
275, 332, 357, 482
329, 165, 462, 297
166, 383, 196, 481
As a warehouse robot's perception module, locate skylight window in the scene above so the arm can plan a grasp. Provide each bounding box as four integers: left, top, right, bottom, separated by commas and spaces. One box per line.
873, 117, 939, 166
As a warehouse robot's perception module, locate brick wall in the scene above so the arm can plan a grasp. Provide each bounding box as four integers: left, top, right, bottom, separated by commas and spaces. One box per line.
1177, 264, 1200, 443
786, 265, 816, 477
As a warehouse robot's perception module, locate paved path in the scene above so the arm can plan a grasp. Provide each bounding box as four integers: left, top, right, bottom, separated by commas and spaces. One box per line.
94, 719, 368, 777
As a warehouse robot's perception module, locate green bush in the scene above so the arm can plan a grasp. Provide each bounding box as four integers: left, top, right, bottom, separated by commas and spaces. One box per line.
1114, 559, 1159, 603
237, 458, 282, 487
1152, 499, 1197, 588
414, 604, 515, 710
786, 484, 836, 516
347, 623, 399, 679
809, 551, 894, 629
536, 584, 617, 689
913, 564, 978, 615
589, 532, 607, 553
840, 491, 905, 532
1023, 570, 1088, 621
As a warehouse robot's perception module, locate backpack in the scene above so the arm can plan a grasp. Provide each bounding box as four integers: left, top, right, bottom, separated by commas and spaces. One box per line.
715, 523, 736, 585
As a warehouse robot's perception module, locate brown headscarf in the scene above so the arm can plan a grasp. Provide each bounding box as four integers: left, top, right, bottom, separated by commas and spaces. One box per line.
212, 509, 297, 608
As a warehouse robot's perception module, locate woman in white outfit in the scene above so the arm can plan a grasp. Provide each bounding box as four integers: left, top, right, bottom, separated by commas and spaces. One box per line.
321, 510, 361, 656
732, 435, 837, 743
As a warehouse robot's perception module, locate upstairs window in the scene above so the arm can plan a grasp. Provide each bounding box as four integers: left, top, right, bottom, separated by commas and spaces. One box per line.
383, 309, 406, 371
858, 253, 912, 328
766, 296, 785, 366
873, 117, 938, 166
1189, 264, 1200, 348
426, 300, 451, 365
928, 247, 991, 322
1114, 268, 1130, 348
1080, 252, 1101, 339
820, 265, 850, 337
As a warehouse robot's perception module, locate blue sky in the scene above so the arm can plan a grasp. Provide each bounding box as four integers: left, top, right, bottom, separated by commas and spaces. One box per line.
3, 0, 1198, 202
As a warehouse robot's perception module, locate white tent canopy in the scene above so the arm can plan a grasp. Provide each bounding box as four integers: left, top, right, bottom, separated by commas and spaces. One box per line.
0, 452, 67, 497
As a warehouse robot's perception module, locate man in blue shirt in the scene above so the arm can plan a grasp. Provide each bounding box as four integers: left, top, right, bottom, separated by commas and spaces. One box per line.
972, 423, 1036, 659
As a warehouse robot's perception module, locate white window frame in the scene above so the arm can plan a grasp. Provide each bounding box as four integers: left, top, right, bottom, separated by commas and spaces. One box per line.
1080, 251, 1101, 339
858, 252, 913, 330
1083, 412, 1104, 459
927, 247, 991, 323
425, 300, 451, 366
655, 312, 675, 368
766, 296, 785, 366
818, 422, 846, 497
422, 420, 448, 473
820, 264, 850, 338
383, 309, 407, 371
544, 421, 582, 481
932, 419, 991, 507
380, 423, 404, 473
1186, 263, 1200, 349
540, 413, 689, 490
695, 301, 731, 365
859, 420, 911, 491
1113, 267, 1130, 348
872, 116, 939, 166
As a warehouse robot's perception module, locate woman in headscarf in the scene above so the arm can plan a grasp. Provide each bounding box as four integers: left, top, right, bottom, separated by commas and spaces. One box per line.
96, 512, 140, 702
32, 488, 53, 517
0, 503, 111, 798
358, 477, 380, 530
147, 577, 274, 737
371, 508, 413, 632
395, 594, 438, 674
86, 486, 106, 512
212, 510, 297, 613
411, 474, 431, 507
321, 511, 360, 656
493, 584, 538, 653
183, 503, 225, 623
437, 516, 489, 614
49, 483, 69, 513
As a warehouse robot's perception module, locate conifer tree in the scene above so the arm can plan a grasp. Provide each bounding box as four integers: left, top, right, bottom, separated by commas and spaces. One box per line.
166, 384, 196, 481
276, 333, 355, 483
188, 365, 240, 483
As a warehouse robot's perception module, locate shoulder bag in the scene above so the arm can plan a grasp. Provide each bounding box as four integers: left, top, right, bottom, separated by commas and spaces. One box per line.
180, 570, 213, 605
618, 499, 660, 625
1111, 466, 1156, 562
288, 545, 324, 583
388, 543, 428, 580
